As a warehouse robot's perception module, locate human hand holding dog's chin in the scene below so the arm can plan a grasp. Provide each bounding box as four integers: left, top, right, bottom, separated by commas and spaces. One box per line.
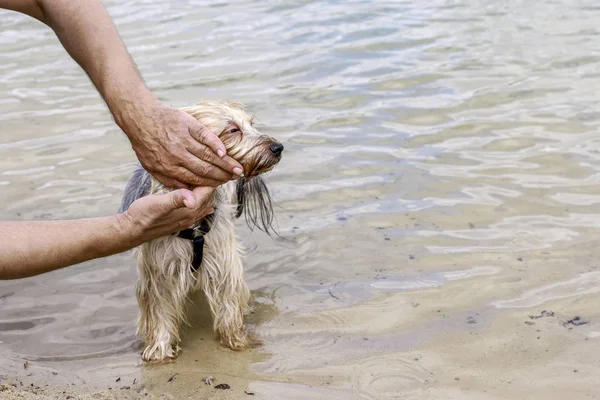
121, 187, 215, 243
118, 96, 243, 189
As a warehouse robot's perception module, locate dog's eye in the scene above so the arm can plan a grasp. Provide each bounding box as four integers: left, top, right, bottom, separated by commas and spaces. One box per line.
229, 128, 241, 134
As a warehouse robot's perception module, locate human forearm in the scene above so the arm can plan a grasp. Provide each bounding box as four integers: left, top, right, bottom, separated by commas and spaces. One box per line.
0, 215, 138, 280
0, 0, 243, 188
0, 187, 216, 280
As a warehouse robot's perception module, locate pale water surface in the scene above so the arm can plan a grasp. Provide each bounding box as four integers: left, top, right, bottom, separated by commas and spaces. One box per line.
2, 1, 600, 399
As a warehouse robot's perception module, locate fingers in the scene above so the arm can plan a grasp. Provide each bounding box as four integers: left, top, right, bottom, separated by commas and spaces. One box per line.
153, 186, 214, 218
193, 188, 216, 219
125, 185, 216, 242
167, 187, 214, 212
181, 152, 237, 183
186, 115, 227, 158
168, 189, 196, 209
186, 140, 243, 178
148, 189, 194, 212
169, 166, 230, 188
191, 186, 216, 204
155, 165, 227, 188
179, 186, 215, 220
198, 207, 215, 219
152, 172, 190, 190
134, 108, 245, 188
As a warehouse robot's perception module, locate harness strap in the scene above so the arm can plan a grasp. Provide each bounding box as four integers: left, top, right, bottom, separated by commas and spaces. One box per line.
176, 215, 213, 272
177, 229, 205, 271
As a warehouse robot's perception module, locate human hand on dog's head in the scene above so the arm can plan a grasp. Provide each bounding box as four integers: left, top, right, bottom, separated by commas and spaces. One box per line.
120, 186, 215, 244
117, 96, 244, 189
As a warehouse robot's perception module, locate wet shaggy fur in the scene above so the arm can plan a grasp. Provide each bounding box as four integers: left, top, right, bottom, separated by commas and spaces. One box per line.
120, 100, 283, 362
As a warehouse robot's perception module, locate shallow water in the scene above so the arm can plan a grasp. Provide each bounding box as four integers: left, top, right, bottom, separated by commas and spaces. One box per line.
2, 0, 600, 398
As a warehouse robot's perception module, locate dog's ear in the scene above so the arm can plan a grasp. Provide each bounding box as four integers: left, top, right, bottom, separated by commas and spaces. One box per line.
236, 176, 277, 236
120, 166, 151, 213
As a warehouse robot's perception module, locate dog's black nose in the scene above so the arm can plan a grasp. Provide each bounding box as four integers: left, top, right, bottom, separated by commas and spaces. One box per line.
270, 142, 284, 156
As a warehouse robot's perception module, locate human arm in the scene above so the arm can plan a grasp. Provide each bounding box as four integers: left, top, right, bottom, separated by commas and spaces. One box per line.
0, 187, 214, 280
0, 0, 243, 188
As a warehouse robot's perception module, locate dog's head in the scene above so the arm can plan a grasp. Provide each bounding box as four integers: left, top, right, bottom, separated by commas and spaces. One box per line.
181, 100, 283, 178
181, 100, 282, 235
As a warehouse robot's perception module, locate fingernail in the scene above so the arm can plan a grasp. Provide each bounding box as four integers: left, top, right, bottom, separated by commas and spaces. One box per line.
217, 149, 225, 158
233, 167, 243, 176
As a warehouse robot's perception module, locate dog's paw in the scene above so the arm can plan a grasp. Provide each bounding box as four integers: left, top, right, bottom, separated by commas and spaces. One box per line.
141, 343, 181, 363
219, 328, 262, 351
245, 331, 263, 348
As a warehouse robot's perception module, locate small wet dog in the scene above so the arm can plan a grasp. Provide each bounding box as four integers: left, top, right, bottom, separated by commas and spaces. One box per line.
119, 100, 283, 362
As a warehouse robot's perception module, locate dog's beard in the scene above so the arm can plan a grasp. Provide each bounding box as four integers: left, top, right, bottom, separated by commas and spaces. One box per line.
236, 176, 277, 236
244, 152, 280, 178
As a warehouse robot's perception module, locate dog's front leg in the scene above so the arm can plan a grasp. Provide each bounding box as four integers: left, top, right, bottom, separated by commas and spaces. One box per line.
135, 237, 195, 362
200, 238, 258, 350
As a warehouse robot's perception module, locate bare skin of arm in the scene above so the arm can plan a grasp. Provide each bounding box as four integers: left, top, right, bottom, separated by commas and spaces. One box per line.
0, 187, 215, 280
0, 0, 243, 188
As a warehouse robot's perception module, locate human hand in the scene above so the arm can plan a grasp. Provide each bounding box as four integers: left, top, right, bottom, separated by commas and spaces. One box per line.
121, 186, 216, 243
118, 97, 243, 188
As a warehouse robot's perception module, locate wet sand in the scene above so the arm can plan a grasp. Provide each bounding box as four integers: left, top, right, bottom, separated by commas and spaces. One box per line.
4, 0, 600, 399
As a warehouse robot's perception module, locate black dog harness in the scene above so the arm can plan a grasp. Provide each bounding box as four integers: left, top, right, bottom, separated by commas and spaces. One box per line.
176, 215, 213, 272
177, 179, 247, 272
